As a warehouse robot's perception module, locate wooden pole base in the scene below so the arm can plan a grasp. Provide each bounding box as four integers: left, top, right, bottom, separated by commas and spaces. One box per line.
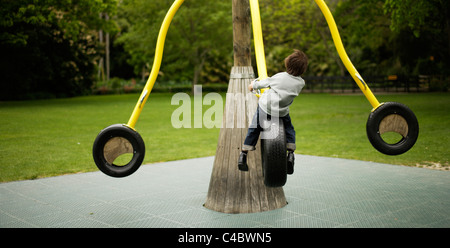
204, 66, 287, 214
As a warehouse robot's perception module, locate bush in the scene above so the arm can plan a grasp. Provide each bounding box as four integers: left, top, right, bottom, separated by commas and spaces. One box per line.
0, 22, 96, 101
92, 79, 229, 95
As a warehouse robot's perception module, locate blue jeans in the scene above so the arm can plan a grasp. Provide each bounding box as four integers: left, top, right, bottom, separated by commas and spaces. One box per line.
243, 106, 296, 151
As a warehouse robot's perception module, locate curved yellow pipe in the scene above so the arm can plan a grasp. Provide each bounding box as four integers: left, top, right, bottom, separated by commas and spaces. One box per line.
249, 0, 268, 80
127, 0, 185, 129
314, 0, 381, 110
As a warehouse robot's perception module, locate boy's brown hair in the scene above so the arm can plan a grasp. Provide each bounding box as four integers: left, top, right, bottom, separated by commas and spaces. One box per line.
285, 49, 308, 76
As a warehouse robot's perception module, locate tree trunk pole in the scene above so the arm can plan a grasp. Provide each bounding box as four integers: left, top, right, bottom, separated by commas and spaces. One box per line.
232, 0, 252, 66
204, 0, 286, 214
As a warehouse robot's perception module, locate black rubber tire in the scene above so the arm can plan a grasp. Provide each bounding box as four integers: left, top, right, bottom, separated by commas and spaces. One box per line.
366, 102, 419, 155
93, 124, 145, 177
260, 118, 287, 187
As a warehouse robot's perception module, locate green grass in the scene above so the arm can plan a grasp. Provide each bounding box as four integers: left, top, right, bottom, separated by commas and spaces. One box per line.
0, 94, 220, 182
0, 92, 448, 182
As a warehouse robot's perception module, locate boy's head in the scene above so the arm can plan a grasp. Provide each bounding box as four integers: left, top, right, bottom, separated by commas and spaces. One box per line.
285, 49, 308, 76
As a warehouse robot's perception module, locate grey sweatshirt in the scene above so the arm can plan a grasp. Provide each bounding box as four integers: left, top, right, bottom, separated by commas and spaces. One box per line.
253, 72, 305, 117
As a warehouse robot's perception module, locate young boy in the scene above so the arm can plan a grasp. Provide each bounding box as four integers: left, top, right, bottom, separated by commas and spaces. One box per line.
238, 49, 308, 175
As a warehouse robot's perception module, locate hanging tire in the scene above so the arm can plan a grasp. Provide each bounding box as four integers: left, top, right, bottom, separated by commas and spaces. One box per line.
261, 118, 287, 187
93, 124, 145, 177
366, 102, 419, 155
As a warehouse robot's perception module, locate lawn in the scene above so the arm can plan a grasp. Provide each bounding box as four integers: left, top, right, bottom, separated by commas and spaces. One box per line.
0, 92, 448, 182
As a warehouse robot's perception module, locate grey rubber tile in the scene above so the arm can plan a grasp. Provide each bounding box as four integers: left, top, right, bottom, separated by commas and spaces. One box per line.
1, 155, 449, 228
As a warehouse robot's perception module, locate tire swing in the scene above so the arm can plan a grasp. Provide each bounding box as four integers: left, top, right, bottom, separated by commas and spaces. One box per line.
315, 0, 419, 155
92, 0, 185, 177
366, 102, 419, 155
260, 117, 288, 187
93, 124, 145, 177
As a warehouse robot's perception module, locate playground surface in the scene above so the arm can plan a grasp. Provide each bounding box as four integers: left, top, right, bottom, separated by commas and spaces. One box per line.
1, 154, 449, 228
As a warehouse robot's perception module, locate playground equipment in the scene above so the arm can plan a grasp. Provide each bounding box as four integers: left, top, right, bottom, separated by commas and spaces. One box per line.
250, 0, 418, 157
244, 0, 419, 185
93, 0, 419, 179
314, 0, 419, 155
92, 0, 185, 177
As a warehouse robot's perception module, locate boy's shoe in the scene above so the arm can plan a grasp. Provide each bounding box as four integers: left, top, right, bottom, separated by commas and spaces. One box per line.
238, 152, 248, 171
287, 151, 295, 175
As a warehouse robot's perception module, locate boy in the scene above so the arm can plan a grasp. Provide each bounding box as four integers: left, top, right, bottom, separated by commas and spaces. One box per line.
238, 49, 308, 175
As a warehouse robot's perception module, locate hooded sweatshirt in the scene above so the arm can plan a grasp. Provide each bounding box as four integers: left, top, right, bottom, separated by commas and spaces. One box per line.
252, 72, 305, 117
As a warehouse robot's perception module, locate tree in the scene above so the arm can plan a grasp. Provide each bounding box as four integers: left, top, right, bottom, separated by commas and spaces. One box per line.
0, 0, 117, 100
116, 0, 232, 91
334, 0, 450, 76
257, 0, 449, 77
384, 0, 449, 38
258, 0, 345, 76
384, 0, 450, 75
333, 0, 393, 75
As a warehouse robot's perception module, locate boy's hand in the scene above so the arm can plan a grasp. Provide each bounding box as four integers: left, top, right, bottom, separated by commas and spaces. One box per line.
249, 78, 258, 92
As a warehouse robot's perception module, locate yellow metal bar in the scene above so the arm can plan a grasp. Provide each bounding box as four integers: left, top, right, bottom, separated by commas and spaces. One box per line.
249, 0, 268, 80
126, 0, 185, 129
314, 0, 381, 110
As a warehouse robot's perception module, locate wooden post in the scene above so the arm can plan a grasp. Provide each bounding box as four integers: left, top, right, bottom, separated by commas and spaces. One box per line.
232, 0, 252, 67
204, 0, 286, 214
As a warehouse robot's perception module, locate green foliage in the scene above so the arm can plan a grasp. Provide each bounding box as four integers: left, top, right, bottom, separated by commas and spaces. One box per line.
1, 0, 449, 100
91, 78, 228, 95
0, 0, 118, 100
332, 0, 450, 76
260, 0, 346, 76
384, 0, 448, 37
258, 0, 450, 78
113, 0, 449, 85
116, 0, 232, 87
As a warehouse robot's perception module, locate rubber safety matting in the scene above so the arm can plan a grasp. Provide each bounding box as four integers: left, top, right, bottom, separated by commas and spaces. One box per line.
1, 155, 449, 228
